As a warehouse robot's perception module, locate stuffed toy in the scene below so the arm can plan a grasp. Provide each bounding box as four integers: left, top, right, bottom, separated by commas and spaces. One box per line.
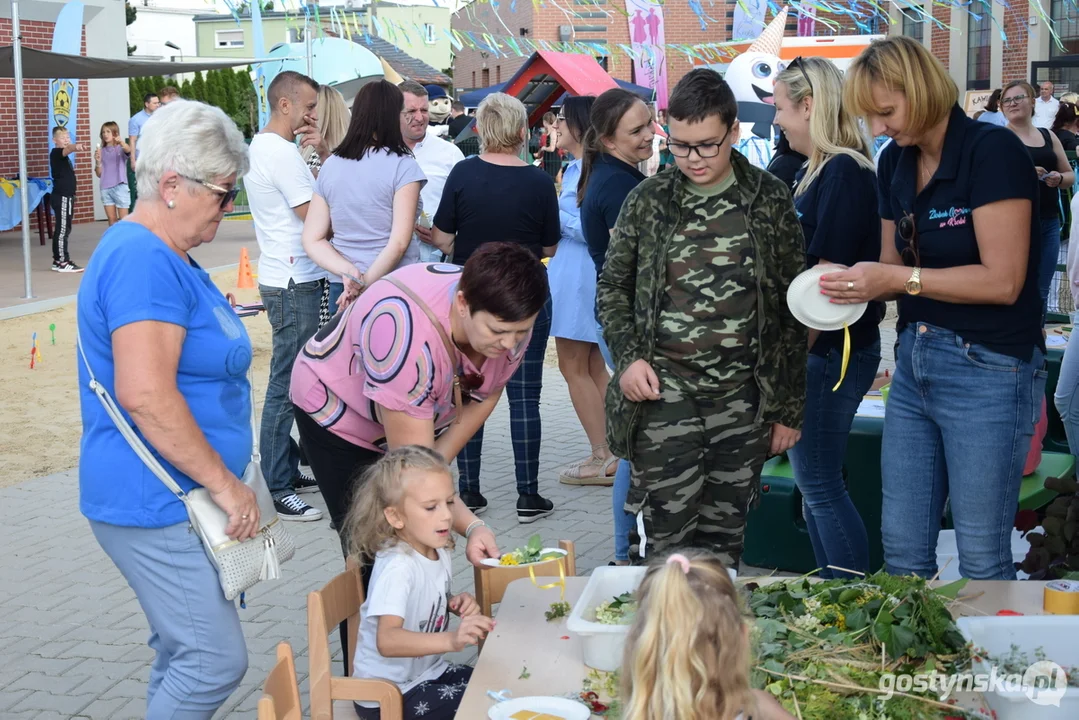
725, 7, 787, 140
426, 84, 452, 125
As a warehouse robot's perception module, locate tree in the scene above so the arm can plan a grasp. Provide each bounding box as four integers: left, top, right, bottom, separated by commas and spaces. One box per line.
126, 2, 137, 56
191, 71, 207, 103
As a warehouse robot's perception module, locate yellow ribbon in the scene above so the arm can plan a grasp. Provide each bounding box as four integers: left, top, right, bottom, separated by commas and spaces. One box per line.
528, 557, 567, 601
832, 323, 851, 392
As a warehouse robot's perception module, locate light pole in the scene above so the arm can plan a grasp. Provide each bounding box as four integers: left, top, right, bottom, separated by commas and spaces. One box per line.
164, 40, 183, 63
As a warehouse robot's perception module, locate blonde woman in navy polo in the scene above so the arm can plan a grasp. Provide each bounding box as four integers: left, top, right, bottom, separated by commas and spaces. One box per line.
820, 37, 1045, 580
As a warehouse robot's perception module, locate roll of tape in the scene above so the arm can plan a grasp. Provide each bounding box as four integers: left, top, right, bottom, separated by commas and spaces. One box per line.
1043, 580, 1079, 614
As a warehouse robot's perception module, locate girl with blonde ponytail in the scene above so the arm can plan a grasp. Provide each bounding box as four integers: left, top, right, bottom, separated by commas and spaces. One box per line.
770, 56, 883, 580
620, 552, 795, 720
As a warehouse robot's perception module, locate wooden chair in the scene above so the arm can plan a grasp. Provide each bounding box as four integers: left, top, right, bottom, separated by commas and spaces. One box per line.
308, 562, 403, 720
473, 539, 577, 618
257, 642, 303, 720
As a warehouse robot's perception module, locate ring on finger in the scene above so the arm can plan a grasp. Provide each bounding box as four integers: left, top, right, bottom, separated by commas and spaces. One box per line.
847, 281, 855, 291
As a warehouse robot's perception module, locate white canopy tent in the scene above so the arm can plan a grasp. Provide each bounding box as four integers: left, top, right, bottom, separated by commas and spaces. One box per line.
5, 0, 274, 299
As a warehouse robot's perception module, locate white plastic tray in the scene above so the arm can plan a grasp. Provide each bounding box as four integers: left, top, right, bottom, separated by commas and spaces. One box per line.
956, 615, 1079, 720
567, 565, 737, 672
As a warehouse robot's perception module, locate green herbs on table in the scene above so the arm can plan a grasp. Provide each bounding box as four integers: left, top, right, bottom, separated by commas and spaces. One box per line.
747, 572, 973, 719
976, 644, 1079, 687
545, 601, 571, 622
594, 592, 637, 625
519, 665, 530, 680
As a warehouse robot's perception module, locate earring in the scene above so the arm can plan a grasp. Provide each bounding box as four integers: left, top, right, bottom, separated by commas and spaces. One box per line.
167, 200, 175, 209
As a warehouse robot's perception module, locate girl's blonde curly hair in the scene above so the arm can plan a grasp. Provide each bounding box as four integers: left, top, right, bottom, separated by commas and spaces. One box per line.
345, 445, 455, 563
620, 551, 755, 720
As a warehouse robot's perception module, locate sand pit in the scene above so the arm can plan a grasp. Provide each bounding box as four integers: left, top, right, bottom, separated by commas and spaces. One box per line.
0, 271, 272, 488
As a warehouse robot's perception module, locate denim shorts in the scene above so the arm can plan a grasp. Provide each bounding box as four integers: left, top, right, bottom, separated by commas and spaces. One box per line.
101, 183, 131, 209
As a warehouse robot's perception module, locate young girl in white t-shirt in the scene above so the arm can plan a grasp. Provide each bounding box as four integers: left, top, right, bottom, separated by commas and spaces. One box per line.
346, 446, 495, 720
620, 552, 796, 720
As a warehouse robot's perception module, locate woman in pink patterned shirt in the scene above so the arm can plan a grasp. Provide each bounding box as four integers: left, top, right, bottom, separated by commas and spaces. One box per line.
291, 242, 547, 568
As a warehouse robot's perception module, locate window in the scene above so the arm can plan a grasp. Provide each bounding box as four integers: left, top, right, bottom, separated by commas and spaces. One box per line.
496, 66, 501, 83
215, 29, 245, 48
482, 68, 490, 87
901, 10, 923, 42
966, 1, 991, 90
472, 71, 476, 88
287, 27, 305, 43
1051, 0, 1079, 57
423, 23, 436, 44
215, 29, 244, 48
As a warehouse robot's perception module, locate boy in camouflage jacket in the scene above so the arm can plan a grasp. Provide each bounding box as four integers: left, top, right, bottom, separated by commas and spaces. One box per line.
597, 69, 807, 567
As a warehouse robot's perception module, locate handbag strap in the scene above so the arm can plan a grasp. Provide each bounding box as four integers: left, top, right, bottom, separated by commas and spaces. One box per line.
383, 276, 464, 418
76, 332, 260, 499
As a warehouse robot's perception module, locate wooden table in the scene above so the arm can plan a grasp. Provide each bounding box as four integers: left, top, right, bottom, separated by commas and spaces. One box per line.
455, 576, 1053, 719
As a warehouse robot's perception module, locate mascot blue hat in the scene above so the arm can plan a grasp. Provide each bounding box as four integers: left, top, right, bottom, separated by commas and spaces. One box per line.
425, 84, 448, 99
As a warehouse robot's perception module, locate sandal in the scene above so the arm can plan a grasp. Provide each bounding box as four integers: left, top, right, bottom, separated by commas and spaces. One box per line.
560, 444, 617, 486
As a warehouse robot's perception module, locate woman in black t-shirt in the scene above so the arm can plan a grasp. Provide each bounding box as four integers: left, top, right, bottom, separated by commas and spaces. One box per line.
1001, 79, 1074, 324
772, 57, 882, 580
1052, 101, 1079, 152
822, 37, 1046, 581
432, 92, 559, 522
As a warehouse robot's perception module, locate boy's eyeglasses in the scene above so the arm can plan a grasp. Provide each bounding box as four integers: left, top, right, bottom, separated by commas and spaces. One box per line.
666, 124, 732, 159
179, 174, 239, 209
1001, 95, 1029, 107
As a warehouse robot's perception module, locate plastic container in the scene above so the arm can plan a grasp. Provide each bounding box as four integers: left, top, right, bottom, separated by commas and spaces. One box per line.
956, 616, 1079, 720
935, 530, 1032, 581
567, 565, 737, 671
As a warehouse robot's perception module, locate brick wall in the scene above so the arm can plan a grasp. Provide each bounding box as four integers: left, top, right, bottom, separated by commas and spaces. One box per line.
930, 3, 951, 65
0, 19, 94, 230
1001, 4, 1029, 84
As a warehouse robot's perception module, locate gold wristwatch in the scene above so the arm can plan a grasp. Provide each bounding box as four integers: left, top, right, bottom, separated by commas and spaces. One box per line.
905, 267, 922, 296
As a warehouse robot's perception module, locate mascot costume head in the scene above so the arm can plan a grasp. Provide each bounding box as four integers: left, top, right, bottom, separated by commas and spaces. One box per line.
426, 84, 452, 124
725, 6, 788, 140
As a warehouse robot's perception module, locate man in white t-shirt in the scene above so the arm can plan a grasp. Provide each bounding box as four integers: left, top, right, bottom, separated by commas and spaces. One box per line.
399, 81, 464, 262
246, 70, 330, 522
1034, 81, 1060, 130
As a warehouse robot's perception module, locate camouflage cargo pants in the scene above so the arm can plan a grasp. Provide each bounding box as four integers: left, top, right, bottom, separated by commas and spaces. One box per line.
625, 380, 769, 568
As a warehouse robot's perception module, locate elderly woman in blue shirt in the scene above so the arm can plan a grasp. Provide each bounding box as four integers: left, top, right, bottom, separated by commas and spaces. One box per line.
77, 100, 256, 719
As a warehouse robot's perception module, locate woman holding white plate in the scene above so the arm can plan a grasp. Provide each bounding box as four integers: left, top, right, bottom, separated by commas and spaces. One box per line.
773, 57, 883, 579
776, 56, 884, 578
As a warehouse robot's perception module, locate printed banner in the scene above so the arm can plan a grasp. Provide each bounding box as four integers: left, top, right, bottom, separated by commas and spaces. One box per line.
798, 6, 817, 36
48, 1, 85, 166
732, 0, 768, 42
252, 0, 270, 129
626, 0, 669, 110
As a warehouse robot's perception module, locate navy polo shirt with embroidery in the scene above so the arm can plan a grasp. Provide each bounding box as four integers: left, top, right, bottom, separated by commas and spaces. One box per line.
794, 153, 883, 357
877, 104, 1044, 361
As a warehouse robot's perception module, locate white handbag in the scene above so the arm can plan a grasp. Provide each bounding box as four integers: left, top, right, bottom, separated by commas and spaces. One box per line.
77, 334, 295, 601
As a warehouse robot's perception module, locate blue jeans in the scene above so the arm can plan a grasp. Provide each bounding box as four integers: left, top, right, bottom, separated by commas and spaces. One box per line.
259, 280, 323, 498
788, 342, 881, 579
90, 520, 248, 719
1055, 313, 1079, 456
457, 294, 552, 495
596, 322, 634, 561
881, 323, 1046, 579
328, 281, 344, 314
1038, 216, 1061, 324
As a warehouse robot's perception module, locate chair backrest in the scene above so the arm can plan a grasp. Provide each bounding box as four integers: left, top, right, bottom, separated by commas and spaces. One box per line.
257, 642, 303, 720
308, 561, 404, 720
473, 539, 577, 617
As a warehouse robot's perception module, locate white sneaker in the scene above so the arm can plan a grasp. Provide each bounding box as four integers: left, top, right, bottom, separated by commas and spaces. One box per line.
274, 493, 323, 522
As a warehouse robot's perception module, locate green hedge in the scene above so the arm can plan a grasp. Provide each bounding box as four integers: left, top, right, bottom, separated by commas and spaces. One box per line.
129, 68, 259, 138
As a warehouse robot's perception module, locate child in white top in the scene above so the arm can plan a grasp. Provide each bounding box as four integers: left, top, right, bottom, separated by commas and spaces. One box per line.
621, 552, 796, 720
347, 446, 494, 720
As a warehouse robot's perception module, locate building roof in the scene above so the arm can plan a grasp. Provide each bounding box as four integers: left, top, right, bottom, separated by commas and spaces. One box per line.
348, 33, 450, 86
459, 77, 653, 107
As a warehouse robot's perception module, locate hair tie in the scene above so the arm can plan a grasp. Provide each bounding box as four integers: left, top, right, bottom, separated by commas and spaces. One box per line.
666, 553, 691, 574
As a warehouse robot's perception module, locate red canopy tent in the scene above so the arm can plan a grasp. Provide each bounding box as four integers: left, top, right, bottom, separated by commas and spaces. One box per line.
502, 51, 620, 126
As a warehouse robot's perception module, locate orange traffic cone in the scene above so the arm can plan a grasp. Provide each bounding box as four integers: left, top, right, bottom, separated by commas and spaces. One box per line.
237, 247, 255, 289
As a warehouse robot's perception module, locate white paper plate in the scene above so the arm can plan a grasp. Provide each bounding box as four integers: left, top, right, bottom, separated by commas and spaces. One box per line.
481, 548, 568, 568
786, 264, 868, 332
487, 696, 592, 720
